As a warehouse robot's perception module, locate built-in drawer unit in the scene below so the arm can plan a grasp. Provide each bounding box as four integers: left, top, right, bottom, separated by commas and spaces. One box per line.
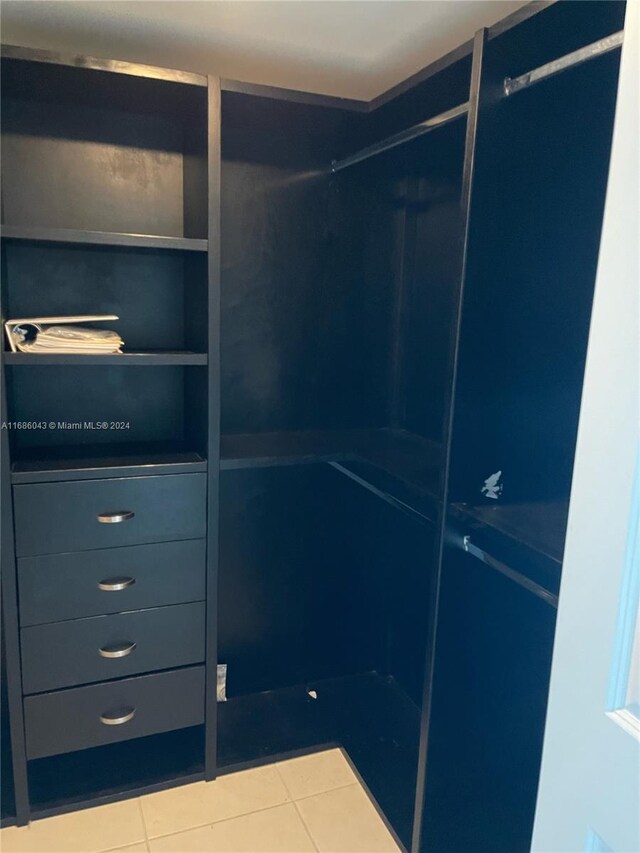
23, 666, 205, 760
21, 601, 205, 694
18, 539, 206, 626
13, 473, 207, 557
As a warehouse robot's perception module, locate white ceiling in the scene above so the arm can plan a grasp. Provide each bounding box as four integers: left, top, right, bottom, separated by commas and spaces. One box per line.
1, 1, 529, 101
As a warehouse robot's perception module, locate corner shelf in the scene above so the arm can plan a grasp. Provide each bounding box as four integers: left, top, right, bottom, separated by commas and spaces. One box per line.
4, 352, 208, 366
1, 225, 208, 253
11, 442, 207, 484
217, 672, 419, 850
221, 428, 441, 523
220, 430, 356, 469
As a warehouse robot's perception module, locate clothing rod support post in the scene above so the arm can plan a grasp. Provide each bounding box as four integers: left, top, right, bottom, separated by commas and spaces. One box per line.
504, 30, 624, 96
330, 102, 468, 174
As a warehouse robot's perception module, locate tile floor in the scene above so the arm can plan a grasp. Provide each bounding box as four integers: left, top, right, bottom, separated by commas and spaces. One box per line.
0, 748, 401, 853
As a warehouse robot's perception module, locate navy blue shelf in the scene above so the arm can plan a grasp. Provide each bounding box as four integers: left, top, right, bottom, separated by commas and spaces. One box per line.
4, 352, 207, 366
1, 225, 208, 252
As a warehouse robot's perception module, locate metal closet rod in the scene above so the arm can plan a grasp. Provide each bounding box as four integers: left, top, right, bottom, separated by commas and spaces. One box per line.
330, 101, 469, 174
463, 536, 559, 609
504, 30, 624, 96
330, 29, 623, 174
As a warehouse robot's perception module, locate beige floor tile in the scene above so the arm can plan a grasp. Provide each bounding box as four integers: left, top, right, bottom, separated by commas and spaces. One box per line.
104, 845, 149, 853
148, 804, 315, 853
140, 766, 290, 838
276, 748, 358, 800
296, 784, 400, 853
0, 800, 145, 853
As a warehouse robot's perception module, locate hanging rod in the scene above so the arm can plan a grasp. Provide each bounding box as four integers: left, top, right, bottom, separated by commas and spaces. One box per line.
504, 30, 624, 96
331, 30, 623, 172
462, 535, 559, 608
330, 102, 468, 174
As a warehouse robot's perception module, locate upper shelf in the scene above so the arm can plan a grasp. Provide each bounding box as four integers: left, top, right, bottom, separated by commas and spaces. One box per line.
221, 428, 441, 523
1, 44, 209, 125
4, 352, 208, 366
2, 44, 207, 88
220, 430, 354, 469
1, 226, 208, 253
222, 431, 568, 577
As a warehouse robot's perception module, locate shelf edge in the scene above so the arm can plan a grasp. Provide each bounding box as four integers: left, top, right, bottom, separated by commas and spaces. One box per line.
1, 226, 208, 253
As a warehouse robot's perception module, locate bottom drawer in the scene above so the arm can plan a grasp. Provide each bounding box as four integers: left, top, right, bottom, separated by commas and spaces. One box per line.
24, 666, 204, 760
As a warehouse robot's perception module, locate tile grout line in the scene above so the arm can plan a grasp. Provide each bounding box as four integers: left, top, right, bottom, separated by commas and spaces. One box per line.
93, 799, 148, 853
106, 755, 363, 849
140, 769, 334, 850
97, 837, 147, 853
288, 779, 401, 853
136, 797, 151, 852
273, 763, 321, 853
291, 780, 361, 804
142, 799, 295, 842
292, 781, 401, 853
142, 755, 353, 843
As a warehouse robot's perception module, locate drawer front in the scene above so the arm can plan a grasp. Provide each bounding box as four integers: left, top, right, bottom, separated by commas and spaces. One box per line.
21, 602, 205, 694
13, 473, 206, 557
18, 539, 206, 626
24, 666, 205, 760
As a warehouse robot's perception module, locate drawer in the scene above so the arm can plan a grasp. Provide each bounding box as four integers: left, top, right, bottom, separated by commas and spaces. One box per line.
13, 473, 206, 557
21, 602, 205, 694
18, 539, 206, 626
24, 666, 205, 759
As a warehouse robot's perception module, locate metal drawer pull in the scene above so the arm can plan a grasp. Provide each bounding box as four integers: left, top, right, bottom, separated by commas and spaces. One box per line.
98, 641, 137, 659
100, 707, 136, 726
97, 510, 135, 524
98, 576, 136, 592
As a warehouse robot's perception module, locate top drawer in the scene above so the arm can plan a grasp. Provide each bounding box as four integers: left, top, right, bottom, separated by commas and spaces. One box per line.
13, 473, 207, 557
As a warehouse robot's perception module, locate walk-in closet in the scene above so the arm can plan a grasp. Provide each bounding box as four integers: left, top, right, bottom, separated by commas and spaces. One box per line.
0, 1, 627, 850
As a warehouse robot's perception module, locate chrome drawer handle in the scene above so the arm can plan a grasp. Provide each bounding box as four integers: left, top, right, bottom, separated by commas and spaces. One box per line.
100, 707, 136, 726
98, 576, 136, 592
97, 510, 135, 524
98, 641, 136, 659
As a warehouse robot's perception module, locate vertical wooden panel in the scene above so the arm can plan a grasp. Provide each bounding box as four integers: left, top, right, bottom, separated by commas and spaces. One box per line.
416, 5, 625, 851
422, 548, 556, 852
448, 48, 622, 506
412, 28, 491, 852
204, 76, 221, 781
0, 275, 30, 822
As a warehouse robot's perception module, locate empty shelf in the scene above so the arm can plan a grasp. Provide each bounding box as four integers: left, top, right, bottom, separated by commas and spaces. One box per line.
1, 225, 208, 252
27, 726, 205, 819
221, 428, 442, 523
217, 672, 419, 850
4, 352, 208, 366
220, 430, 357, 469
11, 443, 207, 483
